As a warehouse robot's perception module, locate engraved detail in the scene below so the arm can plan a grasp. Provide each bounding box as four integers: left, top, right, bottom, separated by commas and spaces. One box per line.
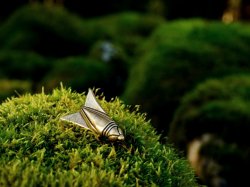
102, 122, 117, 136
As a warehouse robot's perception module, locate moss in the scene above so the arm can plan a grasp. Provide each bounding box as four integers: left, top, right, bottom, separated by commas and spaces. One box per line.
0, 4, 164, 58
169, 75, 250, 186
123, 19, 250, 135
0, 4, 164, 100
0, 50, 51, 82
169, 75, 250, 148
39, 57, 110, 93
86, 12, 165, 57
0, 4, 88, 57
0, 87, 198, 187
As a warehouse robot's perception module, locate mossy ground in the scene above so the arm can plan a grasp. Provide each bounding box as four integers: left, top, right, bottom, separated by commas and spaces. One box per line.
0, 87, 198, 187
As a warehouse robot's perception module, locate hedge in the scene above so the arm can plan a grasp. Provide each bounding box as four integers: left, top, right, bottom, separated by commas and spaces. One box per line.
0, 87, 198, 187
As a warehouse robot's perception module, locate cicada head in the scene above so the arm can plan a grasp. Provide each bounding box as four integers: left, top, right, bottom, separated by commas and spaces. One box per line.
108, 126, 125, 141
102, 122, 125, 141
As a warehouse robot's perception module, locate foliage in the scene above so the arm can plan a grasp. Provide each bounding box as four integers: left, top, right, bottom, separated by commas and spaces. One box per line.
123, 19, 250, 135
169, 75, 250, 186
0, 87, 198, 187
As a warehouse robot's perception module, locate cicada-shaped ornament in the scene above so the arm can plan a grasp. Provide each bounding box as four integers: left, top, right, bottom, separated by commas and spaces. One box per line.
60, 89, 125, 142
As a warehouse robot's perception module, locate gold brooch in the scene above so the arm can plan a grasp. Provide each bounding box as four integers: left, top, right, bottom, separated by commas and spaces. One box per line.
60, 89, 125, 142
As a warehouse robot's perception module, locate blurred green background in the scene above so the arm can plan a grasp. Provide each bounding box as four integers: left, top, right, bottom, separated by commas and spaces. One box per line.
1, 1, 250, 187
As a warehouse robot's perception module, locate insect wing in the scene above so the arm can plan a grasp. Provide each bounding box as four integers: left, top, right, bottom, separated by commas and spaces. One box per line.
60, 112, 89, 130
84, 89, 106, 113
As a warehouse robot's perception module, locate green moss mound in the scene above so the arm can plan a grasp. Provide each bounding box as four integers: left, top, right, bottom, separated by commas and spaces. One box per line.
169, 74, 250, 148
0, 50, 51, 82
0, 4, 164, 100
123, 19, 250, 134
169, 75, 250, 186
0, 4, 164, 58
40, 57, 110, 93
0, 4, 87, 57
86, 12, 164, 57
0, 87, 198, 187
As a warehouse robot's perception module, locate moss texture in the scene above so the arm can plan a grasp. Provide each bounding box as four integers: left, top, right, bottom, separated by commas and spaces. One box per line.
0, 4, 164, 100
0, 4, 164, 58
169, 75, 250, 186
169, 75, 250, 147
39, 57, 110, 94
0, 87, 198, 187
123, 19, 250, 135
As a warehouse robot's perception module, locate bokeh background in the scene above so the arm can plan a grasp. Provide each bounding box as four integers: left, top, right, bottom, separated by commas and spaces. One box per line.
1, 1, 250, 187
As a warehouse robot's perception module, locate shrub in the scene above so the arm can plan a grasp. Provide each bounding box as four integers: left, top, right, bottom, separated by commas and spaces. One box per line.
0, 87, 198, 186
169, 75, 250, 186
123, 19, 250, 135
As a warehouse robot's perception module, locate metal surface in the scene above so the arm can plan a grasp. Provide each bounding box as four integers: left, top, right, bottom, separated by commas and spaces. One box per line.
61, 89, 125, 141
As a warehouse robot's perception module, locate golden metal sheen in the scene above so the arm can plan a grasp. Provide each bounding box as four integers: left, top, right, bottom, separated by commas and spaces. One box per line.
60, 89, 125, 141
